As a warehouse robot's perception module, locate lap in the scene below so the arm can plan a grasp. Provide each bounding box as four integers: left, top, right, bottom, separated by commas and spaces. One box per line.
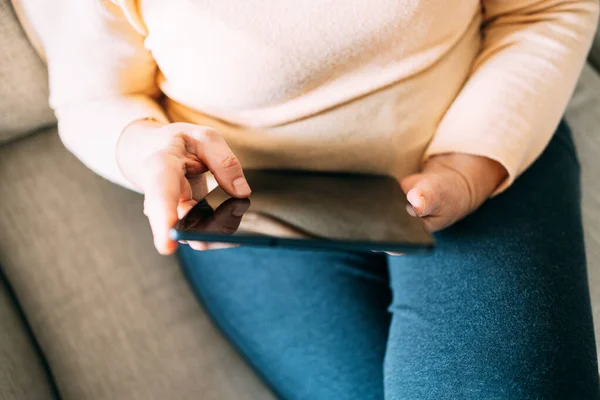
181, 121, 598, 399
386, 121, 598, 399
179, 247, 391, 400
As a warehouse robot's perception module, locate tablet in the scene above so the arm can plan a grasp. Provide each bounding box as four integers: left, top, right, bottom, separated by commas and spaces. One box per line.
170, 170, 434, 253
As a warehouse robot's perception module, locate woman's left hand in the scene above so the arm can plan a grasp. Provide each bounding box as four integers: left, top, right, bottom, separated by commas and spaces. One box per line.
400, 153, 508, 232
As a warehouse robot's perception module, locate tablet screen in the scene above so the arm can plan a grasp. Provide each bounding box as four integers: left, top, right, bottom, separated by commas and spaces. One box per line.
171, 170, 434, 252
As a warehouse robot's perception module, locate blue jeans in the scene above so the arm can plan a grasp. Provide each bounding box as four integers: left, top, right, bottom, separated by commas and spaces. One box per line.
178, 121, 599, 400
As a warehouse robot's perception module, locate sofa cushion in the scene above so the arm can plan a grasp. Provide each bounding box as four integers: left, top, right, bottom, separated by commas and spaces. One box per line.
0, 0, 54, 144
0, 127, 274, 400
0, 273, 57, 400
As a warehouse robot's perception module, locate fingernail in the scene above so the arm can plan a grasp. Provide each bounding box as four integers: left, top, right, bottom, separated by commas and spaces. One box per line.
233, 177, 251, 196
406, 204, 417, 217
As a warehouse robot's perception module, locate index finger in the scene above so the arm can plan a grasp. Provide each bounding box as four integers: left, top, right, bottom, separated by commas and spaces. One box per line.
187, 128, 251, 198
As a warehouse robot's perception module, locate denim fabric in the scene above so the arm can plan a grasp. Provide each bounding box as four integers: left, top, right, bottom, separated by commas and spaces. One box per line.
178, 121, 599, 400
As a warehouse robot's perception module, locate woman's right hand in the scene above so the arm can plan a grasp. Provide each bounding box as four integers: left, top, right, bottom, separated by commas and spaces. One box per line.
116, 119, 251, 255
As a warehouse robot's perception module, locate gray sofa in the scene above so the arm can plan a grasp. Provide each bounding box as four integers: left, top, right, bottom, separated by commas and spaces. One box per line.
0, 1, 599, 399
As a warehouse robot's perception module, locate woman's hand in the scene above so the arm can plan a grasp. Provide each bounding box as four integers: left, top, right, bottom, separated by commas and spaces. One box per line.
116, 119, 251, 255
401, 153, 508, 232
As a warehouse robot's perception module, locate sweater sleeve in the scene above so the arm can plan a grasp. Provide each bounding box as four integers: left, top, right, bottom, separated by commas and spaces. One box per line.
24, 0, 169, 189
424, 0, 599, 194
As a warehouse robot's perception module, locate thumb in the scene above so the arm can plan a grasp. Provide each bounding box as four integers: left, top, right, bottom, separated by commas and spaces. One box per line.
400, 173, 441, 218
142, 153, 183, 255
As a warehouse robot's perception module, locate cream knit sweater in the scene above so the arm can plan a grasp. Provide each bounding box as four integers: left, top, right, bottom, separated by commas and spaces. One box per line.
17, 0, 599, 192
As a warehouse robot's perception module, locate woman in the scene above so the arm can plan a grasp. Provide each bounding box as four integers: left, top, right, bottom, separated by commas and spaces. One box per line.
29, 0, 599, 398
